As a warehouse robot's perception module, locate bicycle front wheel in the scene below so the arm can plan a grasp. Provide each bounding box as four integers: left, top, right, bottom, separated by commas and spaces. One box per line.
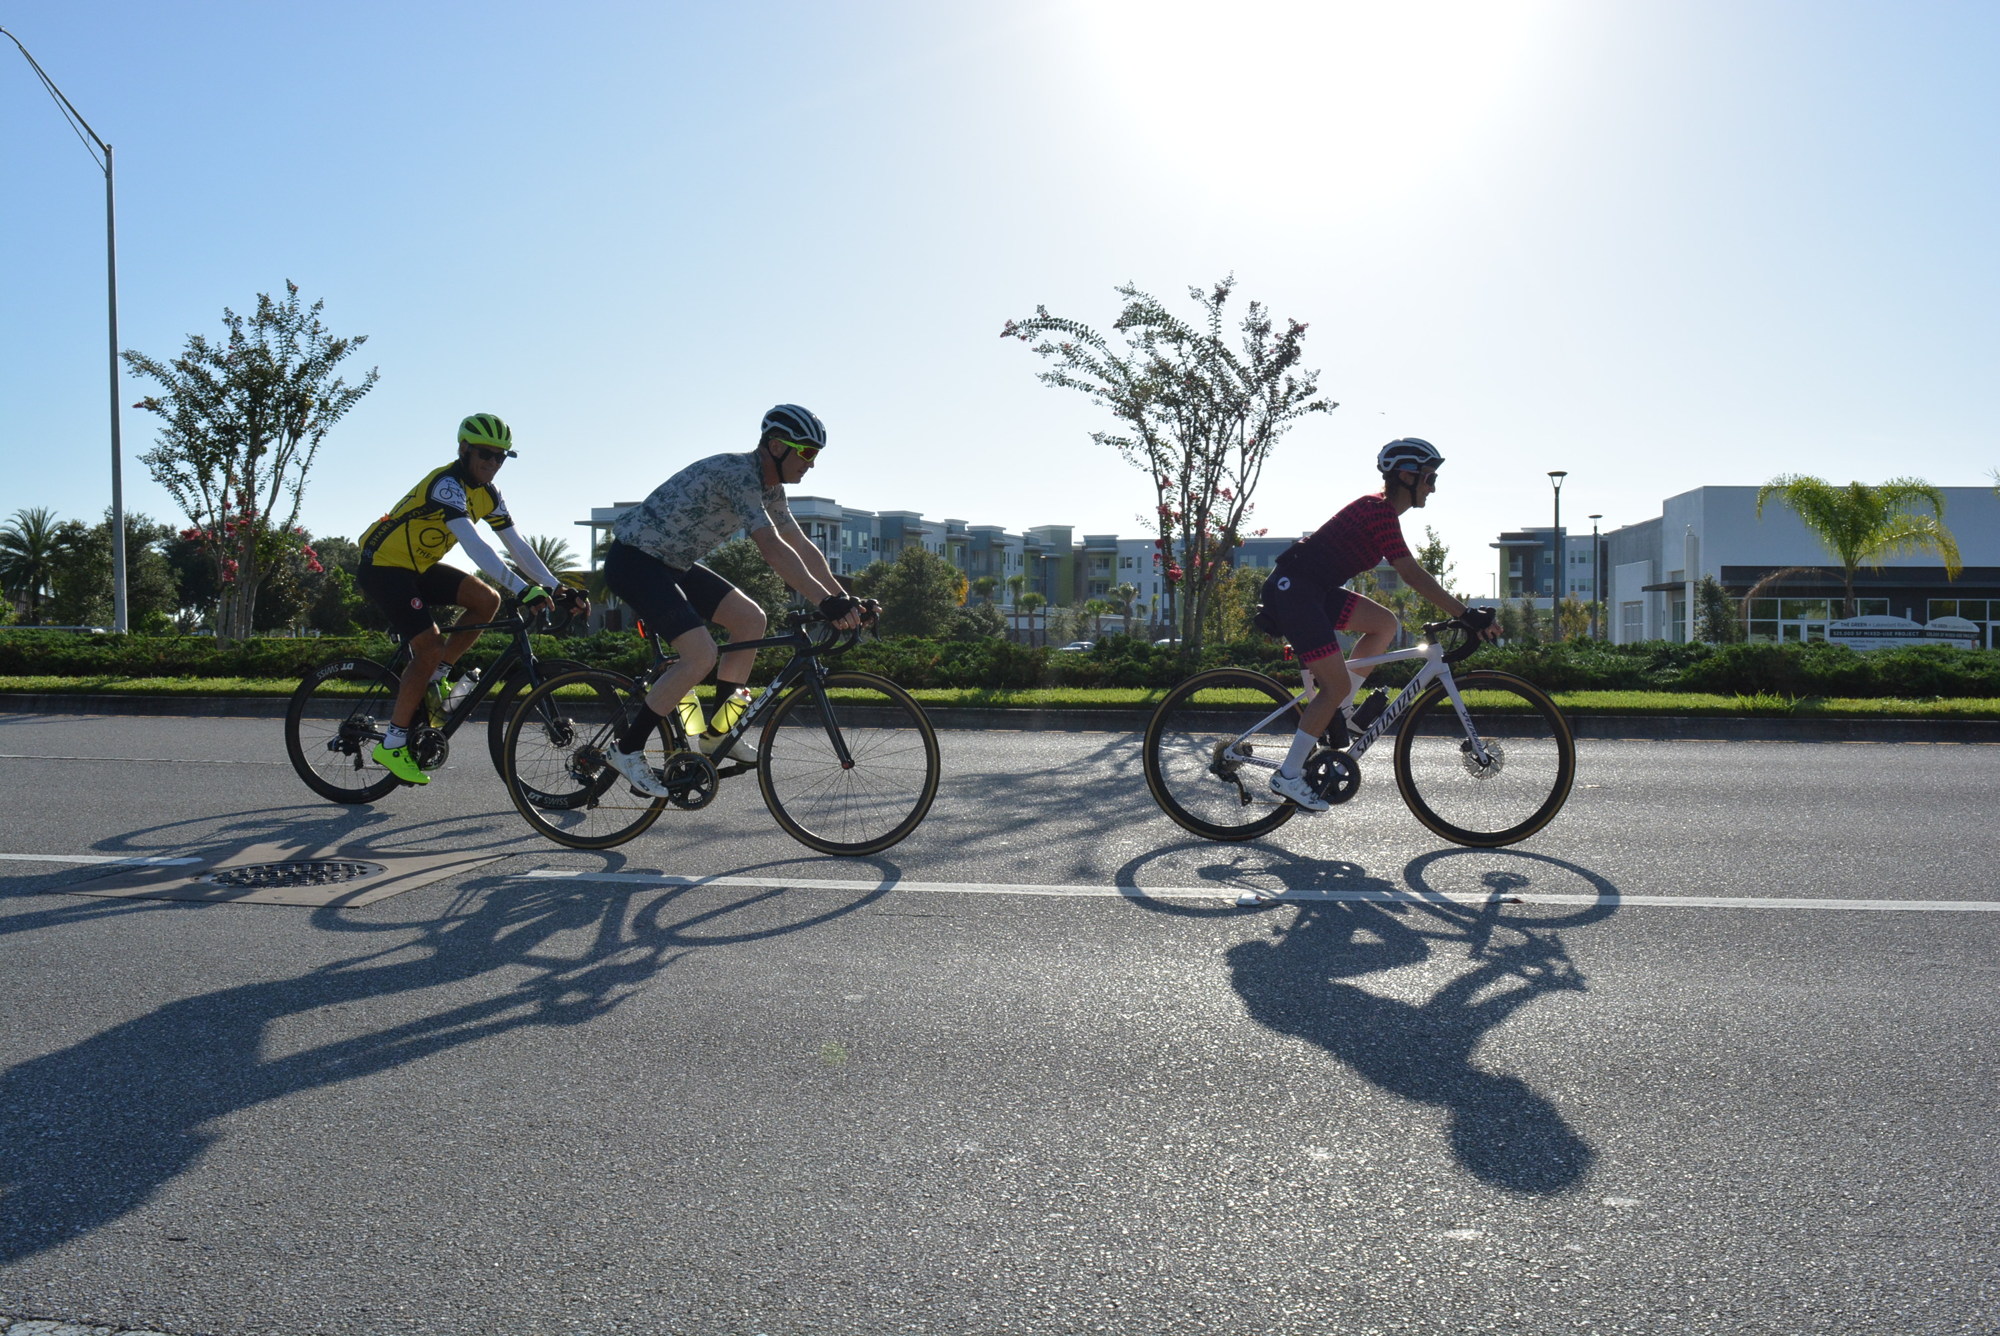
757, 672, 940, 856
285, 656, 405, 804
502, 668, 668, 850
1143, 668, 1302, 842
485, 657, 586, 778
1393, 670, 1575, 848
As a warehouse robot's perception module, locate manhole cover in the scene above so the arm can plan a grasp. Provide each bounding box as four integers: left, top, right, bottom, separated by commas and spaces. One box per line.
206, 860, 387, 889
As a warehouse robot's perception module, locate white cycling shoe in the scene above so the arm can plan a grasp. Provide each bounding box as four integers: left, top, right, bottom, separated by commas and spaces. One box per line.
1268, 769, 1330, 814
606, 744, 674, 798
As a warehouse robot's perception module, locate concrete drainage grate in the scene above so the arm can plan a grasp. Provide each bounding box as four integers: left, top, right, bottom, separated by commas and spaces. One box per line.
205, 859, 387, 889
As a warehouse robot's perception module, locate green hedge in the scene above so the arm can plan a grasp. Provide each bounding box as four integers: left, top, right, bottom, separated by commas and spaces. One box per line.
5, 628, 1999, 698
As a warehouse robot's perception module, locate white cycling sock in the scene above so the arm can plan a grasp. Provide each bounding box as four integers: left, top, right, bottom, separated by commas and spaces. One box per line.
383, 724, 409, 750
1279, 729, 1317, 778
429, 662, 450, 684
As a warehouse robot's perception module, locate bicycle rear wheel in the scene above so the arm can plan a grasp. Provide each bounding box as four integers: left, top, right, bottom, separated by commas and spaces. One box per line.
1393, 670, 1575, 848
285, 656, 405, 804
1143, 668, 1301, 842
502, 669, 668, 850
757, 672, 940, 856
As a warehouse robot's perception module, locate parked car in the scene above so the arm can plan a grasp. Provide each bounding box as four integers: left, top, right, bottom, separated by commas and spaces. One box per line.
1056, 640, 1095, 652
1153, 636, 1181, 647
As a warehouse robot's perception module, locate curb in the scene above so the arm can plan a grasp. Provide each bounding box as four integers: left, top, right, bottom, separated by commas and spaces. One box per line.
2, 693, 1996, 743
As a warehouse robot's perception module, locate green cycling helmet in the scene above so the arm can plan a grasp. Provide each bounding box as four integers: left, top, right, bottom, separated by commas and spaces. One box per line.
458, 413, 517, 457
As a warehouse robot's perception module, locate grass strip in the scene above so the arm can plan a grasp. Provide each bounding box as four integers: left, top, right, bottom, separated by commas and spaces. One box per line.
5, 676, 2000, 720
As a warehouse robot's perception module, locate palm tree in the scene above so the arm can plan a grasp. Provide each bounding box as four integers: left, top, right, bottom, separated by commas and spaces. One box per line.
0, 507, 66, 624
1108, 581, 1139, 635
1005, 573, 1027, 636
1083, 597, 1115, 638
517, 534, 585, 589
971, 575, 998, 606
1755, 476, 1963, 618
1018, 591, 1047, 646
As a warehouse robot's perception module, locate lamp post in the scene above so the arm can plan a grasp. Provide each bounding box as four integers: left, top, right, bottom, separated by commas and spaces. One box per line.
1547, 470, 1567, 620
1588, 514, 1603, 639
3, 27, 126, 632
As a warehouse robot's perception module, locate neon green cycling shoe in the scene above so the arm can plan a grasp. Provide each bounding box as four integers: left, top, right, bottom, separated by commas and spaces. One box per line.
371, 742, 430, 785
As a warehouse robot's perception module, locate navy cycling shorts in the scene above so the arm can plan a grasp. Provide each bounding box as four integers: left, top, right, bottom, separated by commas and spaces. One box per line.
1259, 566, 1359, 664
357, 561, 478, 641
603, 540, 738, 642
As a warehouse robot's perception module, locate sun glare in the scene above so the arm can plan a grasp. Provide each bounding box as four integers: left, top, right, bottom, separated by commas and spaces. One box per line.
1060, 0, 1562, 210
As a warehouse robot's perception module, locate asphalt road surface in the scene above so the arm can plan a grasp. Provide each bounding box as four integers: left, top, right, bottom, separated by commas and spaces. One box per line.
2, 711, 1995, 1336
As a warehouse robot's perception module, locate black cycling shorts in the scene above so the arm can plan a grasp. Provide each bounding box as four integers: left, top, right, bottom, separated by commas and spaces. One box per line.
603, 540, 738, 642
357, 561, 477, 641
1259, 564, 1359, 664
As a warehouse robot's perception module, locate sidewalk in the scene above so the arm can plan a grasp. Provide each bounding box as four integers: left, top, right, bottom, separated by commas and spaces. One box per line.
2, 691, 1996, 742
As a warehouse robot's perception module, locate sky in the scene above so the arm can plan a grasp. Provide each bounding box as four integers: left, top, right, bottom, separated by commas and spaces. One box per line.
3, 0, 1996, 599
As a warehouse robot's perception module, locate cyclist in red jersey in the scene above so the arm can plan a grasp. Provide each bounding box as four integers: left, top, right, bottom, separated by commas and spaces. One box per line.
1258, 438, 1497, 812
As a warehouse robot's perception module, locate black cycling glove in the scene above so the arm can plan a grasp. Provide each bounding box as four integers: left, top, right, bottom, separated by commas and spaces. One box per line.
820, 594, 860, 621
1460, 606, 1496, 631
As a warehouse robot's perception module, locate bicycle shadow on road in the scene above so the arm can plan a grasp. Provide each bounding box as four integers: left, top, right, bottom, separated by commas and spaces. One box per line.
0, 848, 901, 1265
1116, 841, 1619, 1195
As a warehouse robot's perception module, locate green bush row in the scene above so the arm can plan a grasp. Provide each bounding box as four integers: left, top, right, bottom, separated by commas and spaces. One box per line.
4, 628, 1998, 698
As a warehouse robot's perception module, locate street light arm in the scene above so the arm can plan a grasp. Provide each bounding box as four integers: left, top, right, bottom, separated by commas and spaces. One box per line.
1, 27, 111, 168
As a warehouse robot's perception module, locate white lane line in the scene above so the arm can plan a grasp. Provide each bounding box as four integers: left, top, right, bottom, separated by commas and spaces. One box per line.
518, 869, 2000, 913
0, 853, 206, 867
0, 753, 287, 765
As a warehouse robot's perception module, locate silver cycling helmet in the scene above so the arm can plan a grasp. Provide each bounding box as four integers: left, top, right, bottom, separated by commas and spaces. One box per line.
760, 403, 828, 449
1377, 437, 1444, 476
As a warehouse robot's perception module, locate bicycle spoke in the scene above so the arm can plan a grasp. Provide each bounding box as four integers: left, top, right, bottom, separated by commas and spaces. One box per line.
1394, 670, 1575, 847
1143, 669, 1302, 841
758, 674, 939, 855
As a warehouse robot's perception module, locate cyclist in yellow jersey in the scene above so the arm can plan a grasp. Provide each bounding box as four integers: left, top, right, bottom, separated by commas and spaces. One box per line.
355, 414, 587, 784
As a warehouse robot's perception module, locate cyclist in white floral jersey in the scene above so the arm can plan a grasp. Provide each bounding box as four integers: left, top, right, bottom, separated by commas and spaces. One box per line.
599, 404, 868, 795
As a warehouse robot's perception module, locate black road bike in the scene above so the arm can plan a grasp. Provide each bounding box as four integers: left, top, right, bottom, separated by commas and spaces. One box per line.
284, 601, 585, 804
500, 611, 940, 855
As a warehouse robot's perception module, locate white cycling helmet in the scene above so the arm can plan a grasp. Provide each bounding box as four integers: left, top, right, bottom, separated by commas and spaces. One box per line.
1377, 437, 1444, 476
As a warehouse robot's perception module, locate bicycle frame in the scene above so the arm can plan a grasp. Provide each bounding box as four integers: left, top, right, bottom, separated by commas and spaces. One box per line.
1230, 637, 1496, 769
391, 607, 567, 738
637, 617, 866, 774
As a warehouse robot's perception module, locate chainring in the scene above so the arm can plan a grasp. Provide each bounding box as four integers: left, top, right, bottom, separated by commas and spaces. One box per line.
1304, 746, 1362, 805
410, 727, 450, 771
663, 751, 719, 810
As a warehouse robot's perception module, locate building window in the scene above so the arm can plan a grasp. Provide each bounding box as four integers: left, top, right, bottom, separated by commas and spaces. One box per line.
1853, 598, 1888, 617
1745, 597, 1837, 643
1620, 601, 1642, 641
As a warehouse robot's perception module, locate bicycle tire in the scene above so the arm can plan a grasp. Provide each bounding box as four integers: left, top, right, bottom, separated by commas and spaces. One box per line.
1393, 670, 1575, 848
502, 668, 669, 850
284, 656, 406, 804
757, 671, 940, 856
484, 657, 587, 778
1143, 668, 1302, 842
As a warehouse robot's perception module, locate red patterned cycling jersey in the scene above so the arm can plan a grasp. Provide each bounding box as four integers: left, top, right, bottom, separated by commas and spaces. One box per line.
1280, 492, 1411, 586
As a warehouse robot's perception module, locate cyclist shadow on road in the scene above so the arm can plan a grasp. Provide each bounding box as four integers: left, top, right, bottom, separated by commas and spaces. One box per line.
1118, 841, 1616, 1195
0, 847, 903, 1266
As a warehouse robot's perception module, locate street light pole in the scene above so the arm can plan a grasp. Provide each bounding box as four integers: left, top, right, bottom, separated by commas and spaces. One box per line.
1547, 470, 1567, 622
1588, 514, 1603, 640
3, 27, 127, 632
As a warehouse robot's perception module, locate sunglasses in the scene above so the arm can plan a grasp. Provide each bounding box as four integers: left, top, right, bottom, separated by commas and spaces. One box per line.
779, 439, 821, 462
467, 446, 510, 464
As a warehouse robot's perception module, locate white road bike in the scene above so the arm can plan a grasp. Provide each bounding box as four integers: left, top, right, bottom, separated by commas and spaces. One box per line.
1142, 616, 1576, 848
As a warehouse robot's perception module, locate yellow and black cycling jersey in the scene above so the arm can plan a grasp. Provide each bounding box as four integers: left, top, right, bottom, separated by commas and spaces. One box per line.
359, 461, 515, 572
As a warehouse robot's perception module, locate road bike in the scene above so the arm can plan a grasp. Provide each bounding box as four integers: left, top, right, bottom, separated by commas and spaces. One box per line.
1142, 615, 1575, 848
500, 610, 940, 855
284, 600, 585, 804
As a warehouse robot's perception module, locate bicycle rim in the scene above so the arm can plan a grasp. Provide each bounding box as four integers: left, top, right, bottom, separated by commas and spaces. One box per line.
503, 669, 668, 850
285, 657, 404, 804
1143, 669, 1301, 842
757, 672, 940, 856
1393, 670, 1575, 847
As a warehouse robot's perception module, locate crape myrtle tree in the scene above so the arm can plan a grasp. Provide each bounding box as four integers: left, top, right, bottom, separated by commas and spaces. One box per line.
124, 282, 378, 643
1003, 277, 1334, 661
